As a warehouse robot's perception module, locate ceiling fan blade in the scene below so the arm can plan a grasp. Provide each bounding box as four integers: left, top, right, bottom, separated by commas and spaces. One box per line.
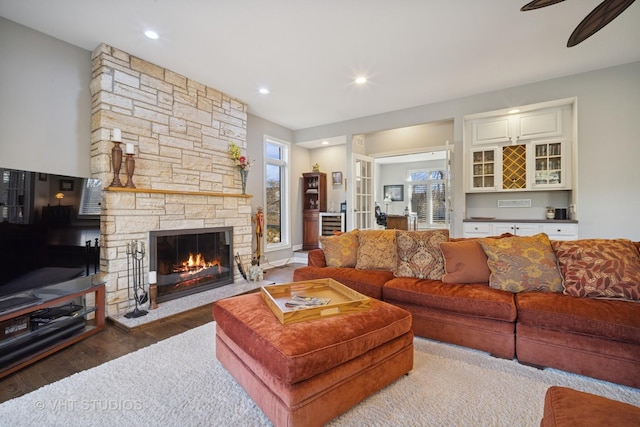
521, 0, 566, 11
567, 0, 636, 46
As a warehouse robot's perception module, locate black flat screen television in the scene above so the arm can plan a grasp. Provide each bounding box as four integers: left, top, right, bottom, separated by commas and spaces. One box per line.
0, 168, 100, 299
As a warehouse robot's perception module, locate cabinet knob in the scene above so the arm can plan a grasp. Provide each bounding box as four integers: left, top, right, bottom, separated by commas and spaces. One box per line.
557, 229, 562, 232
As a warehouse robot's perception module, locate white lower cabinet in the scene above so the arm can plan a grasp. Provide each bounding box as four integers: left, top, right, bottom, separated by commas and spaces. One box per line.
493, 223, 541, 236
541, 223, 578, 240
462, 222, 493, 237
463, 222, 578, 240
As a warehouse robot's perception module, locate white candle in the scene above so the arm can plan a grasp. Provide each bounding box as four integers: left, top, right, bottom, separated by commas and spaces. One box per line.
149, 271, 157, 284
112, 128, 121, 142
125, 143, 134, 154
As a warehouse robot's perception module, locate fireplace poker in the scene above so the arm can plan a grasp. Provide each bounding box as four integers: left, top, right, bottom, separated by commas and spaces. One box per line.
234, 252, 248, 282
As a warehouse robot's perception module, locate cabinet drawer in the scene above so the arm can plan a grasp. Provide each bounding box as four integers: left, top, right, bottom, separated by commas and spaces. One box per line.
463, 223, 492, 236
542, 224, 578, 240
493, 223, 541, 236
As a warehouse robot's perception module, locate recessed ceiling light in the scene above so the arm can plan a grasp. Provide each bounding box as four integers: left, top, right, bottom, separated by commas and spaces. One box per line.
259, 87, 270, 94
508, 109, 520, 114
355, 76, 367, 84
322, 140, 329, 145
144, 30, 159, 40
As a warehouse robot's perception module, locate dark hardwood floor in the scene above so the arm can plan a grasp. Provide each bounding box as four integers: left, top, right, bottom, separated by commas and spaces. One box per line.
0, 263, 300, 404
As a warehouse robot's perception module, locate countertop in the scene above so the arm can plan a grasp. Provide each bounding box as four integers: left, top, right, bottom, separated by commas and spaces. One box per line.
463, 218, 578, 223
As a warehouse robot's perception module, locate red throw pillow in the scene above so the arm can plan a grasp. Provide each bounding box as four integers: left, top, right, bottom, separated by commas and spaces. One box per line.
440, 239, 490, 284
439, 233, 514, 284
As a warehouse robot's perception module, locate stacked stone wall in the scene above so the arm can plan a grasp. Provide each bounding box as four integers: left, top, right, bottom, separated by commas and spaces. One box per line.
89, 44, 251, 316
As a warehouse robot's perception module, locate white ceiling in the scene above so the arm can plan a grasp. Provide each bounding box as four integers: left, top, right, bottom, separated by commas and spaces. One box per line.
1, 0, 639, 131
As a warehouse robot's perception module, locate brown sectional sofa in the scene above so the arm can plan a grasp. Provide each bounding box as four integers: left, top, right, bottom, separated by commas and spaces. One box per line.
293, 231, 640, 389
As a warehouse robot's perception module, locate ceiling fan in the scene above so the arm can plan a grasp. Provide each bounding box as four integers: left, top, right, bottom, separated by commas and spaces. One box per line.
521, 0, 636, 47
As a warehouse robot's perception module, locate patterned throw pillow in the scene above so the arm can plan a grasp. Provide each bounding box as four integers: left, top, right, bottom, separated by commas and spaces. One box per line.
319, 230, 359, 268
478, 233, 563, 293
552, 239, 640, 301
355, 229, 397, 271
395, 229, 449, 280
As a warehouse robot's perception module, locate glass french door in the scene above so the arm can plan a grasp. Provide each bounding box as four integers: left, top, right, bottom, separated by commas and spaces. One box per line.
351, 153, 374, 230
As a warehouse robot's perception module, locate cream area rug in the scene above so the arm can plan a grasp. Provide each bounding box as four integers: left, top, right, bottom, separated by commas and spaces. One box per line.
1, 322, 638, 427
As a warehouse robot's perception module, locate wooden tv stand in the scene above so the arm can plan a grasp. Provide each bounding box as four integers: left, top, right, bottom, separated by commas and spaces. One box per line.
0, 277, 105, 379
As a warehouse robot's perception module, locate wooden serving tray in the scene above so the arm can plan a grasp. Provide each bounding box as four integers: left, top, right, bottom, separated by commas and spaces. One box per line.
260, 278, 371, 324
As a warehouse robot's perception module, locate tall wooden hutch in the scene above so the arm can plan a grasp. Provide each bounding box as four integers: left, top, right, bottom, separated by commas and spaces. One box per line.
302, 172, 327, 250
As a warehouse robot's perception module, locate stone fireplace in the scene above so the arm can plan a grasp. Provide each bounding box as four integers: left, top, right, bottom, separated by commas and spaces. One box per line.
89, 44, 252, 317
150, 227, 233, 303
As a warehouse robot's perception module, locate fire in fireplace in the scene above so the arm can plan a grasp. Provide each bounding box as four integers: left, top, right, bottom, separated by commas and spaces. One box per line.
149, 227, 233, 303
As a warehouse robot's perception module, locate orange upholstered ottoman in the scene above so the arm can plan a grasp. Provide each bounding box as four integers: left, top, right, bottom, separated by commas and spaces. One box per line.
541, 386, 640, 427
213, 292, 413, 427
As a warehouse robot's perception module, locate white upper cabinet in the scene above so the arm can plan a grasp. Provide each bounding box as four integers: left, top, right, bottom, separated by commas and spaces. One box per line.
517, 108, 562, 141
469, 147, 498, 191
472, 116, 511, 145
464, 98, 576, 193
471, 107, 562, 145
529, 139, 569, 189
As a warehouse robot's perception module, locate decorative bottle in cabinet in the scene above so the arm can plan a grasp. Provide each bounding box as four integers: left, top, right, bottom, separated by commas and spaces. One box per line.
302, 172, 327, 250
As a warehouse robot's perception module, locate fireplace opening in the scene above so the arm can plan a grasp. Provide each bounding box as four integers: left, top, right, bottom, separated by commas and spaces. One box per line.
149, 227, 233, 303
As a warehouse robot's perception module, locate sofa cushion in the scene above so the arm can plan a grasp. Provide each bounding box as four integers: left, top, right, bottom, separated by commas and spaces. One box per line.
292, 266, 394, 300
440, 239, 491, 284
319, 230, 359, 268
516, 292, 640, 343
356, 229, 397, 271
395, 229, 449, 280
383, 277, 517, 322
552, 239, 640, 301
478, 233, 563, 293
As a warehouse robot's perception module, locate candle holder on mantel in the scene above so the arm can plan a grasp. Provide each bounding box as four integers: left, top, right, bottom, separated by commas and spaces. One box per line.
110, 141, 124, 187
125, 154, 136, 188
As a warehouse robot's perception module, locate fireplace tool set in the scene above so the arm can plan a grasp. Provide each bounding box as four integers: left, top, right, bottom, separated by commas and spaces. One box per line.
234, 252, 248, 282
124, 240, 149, 318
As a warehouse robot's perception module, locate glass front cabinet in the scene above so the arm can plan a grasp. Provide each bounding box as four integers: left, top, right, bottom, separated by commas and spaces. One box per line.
470, 148, 497, 191
468, 140, 570, 192
530, 140, 567, 189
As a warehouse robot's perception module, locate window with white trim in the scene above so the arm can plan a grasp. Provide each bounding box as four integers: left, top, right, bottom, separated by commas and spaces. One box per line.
407, 169, 447, 228
264, 137, 290, 249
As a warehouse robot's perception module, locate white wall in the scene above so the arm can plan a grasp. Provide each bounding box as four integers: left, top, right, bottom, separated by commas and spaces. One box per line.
0, 17, 91, 177
246, 114, 301, 263
294, 61, 640, 240
365, 120, 454, 155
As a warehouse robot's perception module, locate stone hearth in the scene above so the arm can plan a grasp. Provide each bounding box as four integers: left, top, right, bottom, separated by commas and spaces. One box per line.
110, 279, 274, 330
